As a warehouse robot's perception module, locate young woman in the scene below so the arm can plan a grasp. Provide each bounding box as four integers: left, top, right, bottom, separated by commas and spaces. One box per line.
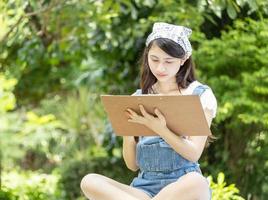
80, 22, 217, 200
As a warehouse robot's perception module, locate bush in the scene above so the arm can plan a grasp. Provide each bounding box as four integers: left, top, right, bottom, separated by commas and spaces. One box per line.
1, 110, 65, 172
57, 156, 137, 200
208, 172, 244, 200
2, 170, 59, 200
0, 188, 18, 200
195, 18, 268, 198
0, 73, 17, 113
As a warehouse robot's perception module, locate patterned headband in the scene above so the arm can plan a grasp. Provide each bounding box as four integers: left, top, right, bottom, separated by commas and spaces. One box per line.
146, 22, 193, 57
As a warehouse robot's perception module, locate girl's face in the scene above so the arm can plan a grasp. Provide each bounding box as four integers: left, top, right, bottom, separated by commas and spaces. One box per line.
148, 43, 184, 83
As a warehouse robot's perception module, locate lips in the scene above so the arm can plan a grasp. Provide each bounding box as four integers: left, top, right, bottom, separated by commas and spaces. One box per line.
156, 73, 168, 77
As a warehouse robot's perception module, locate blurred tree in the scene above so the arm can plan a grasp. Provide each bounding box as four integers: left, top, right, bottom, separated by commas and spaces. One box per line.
0, 0, 89, 104
197, 0, 261, 19
0, 0, 204, 103
195, 18, 268, 199
197, 0, 268, 38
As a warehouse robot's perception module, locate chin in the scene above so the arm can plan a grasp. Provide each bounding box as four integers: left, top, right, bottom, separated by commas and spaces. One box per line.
156, 76, 171, 82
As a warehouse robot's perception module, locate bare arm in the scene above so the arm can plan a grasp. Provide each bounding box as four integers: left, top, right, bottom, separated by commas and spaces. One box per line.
122, 91, 140, 171
159, 108, 213, 162
122, 136, 139, 171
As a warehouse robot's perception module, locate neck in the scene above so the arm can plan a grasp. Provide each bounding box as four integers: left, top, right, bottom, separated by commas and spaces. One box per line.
155, 81, 179, 94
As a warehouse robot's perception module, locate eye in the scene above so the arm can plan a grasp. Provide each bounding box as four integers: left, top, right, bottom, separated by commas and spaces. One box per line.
151, 59, 159, 62
166, 61, 173, 64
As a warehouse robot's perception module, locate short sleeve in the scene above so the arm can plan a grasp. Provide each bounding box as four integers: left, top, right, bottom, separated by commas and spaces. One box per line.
131, 89, 142, 96
200, 88, 217, 118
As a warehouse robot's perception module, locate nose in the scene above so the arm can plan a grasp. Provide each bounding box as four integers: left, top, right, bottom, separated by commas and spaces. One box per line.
156, 63, 166, 73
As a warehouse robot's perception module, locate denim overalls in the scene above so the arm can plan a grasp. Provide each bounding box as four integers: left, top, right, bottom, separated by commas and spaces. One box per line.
130, 84, 212, 199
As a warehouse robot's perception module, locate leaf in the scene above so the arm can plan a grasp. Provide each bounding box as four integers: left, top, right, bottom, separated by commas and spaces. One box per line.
247, 0, 258, 11
227, 1, 238, 19
203, 13, 218, 25
217, 172, 225, 184
211, 3, 222, 18
236, 0, 246, 7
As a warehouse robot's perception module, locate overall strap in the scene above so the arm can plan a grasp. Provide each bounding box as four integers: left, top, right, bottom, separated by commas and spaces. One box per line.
192, 84, 210, 97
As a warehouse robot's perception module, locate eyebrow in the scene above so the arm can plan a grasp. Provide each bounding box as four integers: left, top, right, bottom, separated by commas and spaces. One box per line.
149, 55, 175, 60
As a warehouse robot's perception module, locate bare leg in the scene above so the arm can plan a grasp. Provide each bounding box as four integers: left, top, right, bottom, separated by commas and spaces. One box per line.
80, 173, 151, 200
151, 172, 210, 200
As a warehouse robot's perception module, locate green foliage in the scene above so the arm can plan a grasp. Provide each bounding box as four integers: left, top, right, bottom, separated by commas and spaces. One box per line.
0, 73, 17, 113
2, 170, 59, 200
0, 188, 18, 200
0, 0, 206, 103
57, 156, 136, 200
0, 73, 17, 192
55, 87, 106, 149
197, 0, 266, 19
195, 18, 268, 198
75, 0, 205, 94
0, 86, 108, 172
208, 172, 244, 200
0, 0, 89, 103
1, 109, 65, 171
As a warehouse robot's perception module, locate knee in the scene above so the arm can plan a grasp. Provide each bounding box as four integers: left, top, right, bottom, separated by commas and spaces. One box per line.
80, 173, 104, 194
187, 172, 210, 199
193, 175, 210, 199
188, 172, 208, 186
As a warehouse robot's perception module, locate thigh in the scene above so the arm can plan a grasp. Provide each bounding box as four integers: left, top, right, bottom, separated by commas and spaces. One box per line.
152, 172, 210, 200
81, 173, 151, 200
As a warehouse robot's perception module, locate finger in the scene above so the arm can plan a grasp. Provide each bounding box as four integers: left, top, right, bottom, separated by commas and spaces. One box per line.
126, 109, 146, 123
128, 119, 144, 125
139, 105, 153, 119
154, 108, 165, 121
126, 108, 138, 117
124, 111, 132, 119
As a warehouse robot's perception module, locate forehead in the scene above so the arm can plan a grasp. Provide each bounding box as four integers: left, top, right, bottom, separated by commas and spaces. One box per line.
148, 43, 176, 59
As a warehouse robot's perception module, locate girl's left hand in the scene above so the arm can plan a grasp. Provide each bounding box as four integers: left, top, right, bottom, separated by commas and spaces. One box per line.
125, 105, 167, 135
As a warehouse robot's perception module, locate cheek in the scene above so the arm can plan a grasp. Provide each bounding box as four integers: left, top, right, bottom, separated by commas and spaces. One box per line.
163, 67, 179, 77
170, 64, 181, 73
148, 60, 156, 71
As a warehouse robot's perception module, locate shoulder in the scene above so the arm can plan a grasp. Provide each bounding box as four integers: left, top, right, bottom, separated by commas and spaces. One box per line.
190, 80, 214, 96
193, 81, 218, 118
183, 80, 204, 95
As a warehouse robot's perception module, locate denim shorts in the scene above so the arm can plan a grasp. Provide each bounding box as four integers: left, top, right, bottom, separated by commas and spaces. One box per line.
130, 166, 212, 199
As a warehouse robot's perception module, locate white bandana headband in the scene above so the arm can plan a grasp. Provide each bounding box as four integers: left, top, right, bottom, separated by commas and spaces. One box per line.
146, 22, 193, 57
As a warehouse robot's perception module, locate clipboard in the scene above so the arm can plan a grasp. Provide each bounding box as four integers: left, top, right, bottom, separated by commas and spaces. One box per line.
100, 94, 211, 136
